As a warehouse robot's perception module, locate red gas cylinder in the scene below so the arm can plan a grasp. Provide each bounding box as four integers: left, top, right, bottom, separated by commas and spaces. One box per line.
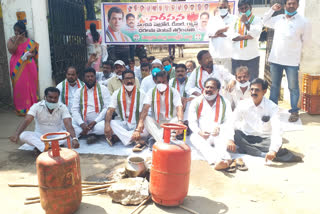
36, 132, 82, 214
150, 123, 191, 206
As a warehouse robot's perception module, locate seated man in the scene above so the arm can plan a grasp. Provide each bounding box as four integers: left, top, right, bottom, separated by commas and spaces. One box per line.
233, 78, 302, 162
185, 50, 236, 97
162, 56, 176, 79
105, 70, 148, 151
225, 66, 251, 110
56, 66, 84, 112
9, 87, 79, 155
140, 59, 163, 93
107, 60, 140, 95
134, 70, 184, 145
140, 62, 151, 81
189, 78, 235, 171
72, 67, 111, 144
96, 60, 114, 87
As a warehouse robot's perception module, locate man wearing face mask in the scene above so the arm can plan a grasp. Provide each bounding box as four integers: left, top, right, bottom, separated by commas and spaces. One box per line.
134, 71, 184, 146
231, 0, 262, 80
233, 78, 302, 162
9, 87, 79, 156
186, 50, 236, 97
189, 78, 235, 171
140, 59, 163, 93
107, 60, 140, 95
263, 0, 311, 122
97, 60, 114, 87
162, 56, 175, 79
105, 70, 148, 150
56, 66, 85, 113
207, 0, 236, 73
72, 67, 111, 144
226, 66, 251, 110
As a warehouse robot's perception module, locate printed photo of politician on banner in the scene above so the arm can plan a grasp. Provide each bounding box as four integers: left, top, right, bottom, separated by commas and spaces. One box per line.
101, 1, 237, 45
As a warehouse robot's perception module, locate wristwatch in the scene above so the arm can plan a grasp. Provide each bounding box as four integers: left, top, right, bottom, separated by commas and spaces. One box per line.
72, 137, 79, 141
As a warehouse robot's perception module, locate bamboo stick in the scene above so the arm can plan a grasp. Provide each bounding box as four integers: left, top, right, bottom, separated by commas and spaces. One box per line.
128, 195, 151, 214
24, 199, 40, 205
82, 184, 112, 191
81, 180, 116, 185
8, 183, 38, 187
179, 205, 199, 214
26, 196, 40, 200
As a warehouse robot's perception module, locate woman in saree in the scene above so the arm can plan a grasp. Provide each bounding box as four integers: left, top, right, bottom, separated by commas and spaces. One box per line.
86, 22, 102, 72
7, 21, 39, 116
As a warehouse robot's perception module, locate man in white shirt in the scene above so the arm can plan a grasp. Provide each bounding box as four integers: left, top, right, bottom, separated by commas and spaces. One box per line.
140, 59, 163, 94
96, 60, 114, 87
56, 66, 84, 113
134, 70, 184, 145
208, 0, 237, 72
233, 78, 302, 162
231, 0, 262, 80
9, 87, 79, 155
162, 56, 176, 79
189, 78, 235, 171
105, 70, 148, 150
72, 67, 111, 144
185, 50, 236, 97
263, 1, 311, 122
226, 66, 251, 110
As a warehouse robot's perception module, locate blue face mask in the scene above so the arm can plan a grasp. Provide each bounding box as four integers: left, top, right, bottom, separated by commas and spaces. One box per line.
240, 9, 251, 17
177, 77, 186, 83
45, 101, 59, 110
152, 68, 162, 77
285, 9, 297, 16
163, 64, 172, 72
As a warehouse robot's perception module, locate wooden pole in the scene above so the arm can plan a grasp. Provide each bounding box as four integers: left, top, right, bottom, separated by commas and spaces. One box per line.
128, 195, 151, 214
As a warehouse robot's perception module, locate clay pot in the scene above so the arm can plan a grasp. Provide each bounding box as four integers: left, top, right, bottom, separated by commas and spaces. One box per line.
125, 156, 147, 178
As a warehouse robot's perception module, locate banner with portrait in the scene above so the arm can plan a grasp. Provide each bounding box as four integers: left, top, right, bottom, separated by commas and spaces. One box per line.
101, 1, 238, 44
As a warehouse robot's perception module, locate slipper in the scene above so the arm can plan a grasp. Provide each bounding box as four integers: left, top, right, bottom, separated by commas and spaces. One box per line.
235, 158, 248, 171
225, 160, 237, 173
288, 112, 299, 122
132, 140, 146, 152
106, 138, 113, 147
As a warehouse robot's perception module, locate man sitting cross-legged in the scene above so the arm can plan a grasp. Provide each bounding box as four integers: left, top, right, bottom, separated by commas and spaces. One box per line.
133, 70, 184, 148
233, 78, 302, 162
104, 70, 148, 151
189, 78, 236, 171
72, 67, 111, 144
9, 87, 79, 155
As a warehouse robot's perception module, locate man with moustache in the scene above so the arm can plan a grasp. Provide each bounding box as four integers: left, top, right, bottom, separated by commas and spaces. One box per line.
263, 0, 311, 122
96, 60, 115, 87
185, 50, 236, 97
56, 66, 84, 113
140, 59, 163, 93
72, 67, 111, 144
198, 12, 210, 32
233, 78, 302, 162
105, 70, 147, 150
189, 78, 235, 171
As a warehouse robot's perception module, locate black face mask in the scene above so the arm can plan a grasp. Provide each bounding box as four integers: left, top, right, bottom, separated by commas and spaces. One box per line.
261, 115, 270, 122
85, 82, 95, 89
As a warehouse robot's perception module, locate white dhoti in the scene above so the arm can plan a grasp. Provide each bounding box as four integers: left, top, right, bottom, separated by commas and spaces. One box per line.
20, 131, 67, 152
110, 120, 149, 146
73, 120, 105, 137
144, 116, 178, 143
190, 133, 231, 165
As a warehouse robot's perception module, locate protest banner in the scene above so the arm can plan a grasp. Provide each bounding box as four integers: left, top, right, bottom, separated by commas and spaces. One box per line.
101, 1, 238, 44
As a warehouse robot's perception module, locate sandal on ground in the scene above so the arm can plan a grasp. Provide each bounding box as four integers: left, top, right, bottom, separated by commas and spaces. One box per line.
225, 160, 237, 173
235, 158, 248, 171
132, 140, 146, 152
288, 112, 299, 123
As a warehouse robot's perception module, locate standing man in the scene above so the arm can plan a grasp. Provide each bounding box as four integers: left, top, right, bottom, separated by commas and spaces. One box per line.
231, 0, 262, 80
263, 1, 311, 122
207, 0, 236, 72
233, 78, 302, 162
107, 60, 140, 95
72, 67, 111, 144
105, 70, 147, 150
9, 87, 79, 155
189, 78, 235, 171
186, 50, 236, 97
56, 66, 84, 113
162, 56, 176, 79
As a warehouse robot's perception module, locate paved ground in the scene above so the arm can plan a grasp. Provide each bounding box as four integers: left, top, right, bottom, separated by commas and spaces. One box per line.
1, 47, 320, 214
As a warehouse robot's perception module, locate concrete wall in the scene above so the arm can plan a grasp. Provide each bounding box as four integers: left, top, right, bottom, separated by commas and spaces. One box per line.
1, 0, 53, 98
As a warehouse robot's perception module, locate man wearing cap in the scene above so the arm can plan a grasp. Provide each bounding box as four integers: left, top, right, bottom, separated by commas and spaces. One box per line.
107, 60, 140, 95
140, 59, 163, 94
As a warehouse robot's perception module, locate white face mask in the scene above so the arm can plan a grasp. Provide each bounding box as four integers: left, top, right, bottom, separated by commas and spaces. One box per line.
238, 81, 250, 88
45, 101, 59, 110
204, 93, 217, 101
156, 83, 167, 92
117, 75, 122, 80
124, 85, 134, 92
219, 8, 228, 16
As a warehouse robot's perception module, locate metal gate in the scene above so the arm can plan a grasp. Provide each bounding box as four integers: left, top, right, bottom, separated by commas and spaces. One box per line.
0, 5, 12, 109
48, 0, 87, 84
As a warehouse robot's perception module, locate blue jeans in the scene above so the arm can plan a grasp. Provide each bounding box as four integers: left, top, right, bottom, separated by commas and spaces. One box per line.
269, 63, 300, 113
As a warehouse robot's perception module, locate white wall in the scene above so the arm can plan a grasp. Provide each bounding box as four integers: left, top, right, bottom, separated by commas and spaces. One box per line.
1, 0, 53, 99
